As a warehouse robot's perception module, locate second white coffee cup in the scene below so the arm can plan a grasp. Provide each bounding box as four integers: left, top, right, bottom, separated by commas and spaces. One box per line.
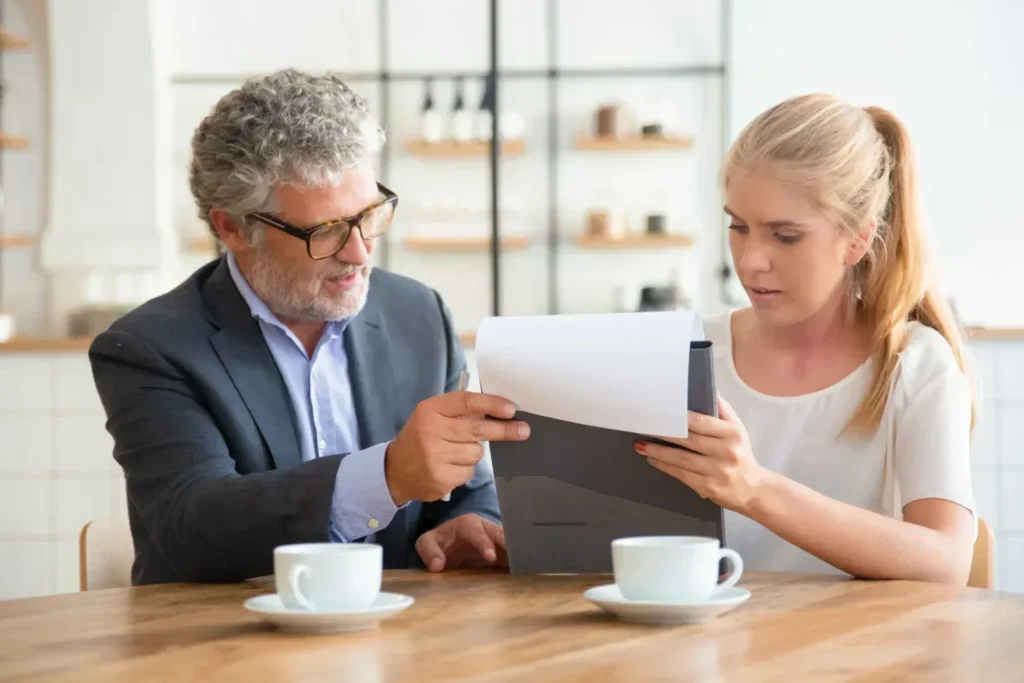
274, 543, 382, 612
612, 535, 743, 603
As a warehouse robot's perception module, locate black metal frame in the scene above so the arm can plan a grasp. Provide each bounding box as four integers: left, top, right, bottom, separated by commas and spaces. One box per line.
170, 0, 734, 319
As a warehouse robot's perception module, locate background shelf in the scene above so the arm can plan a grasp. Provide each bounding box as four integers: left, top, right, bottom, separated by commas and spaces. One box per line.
403, 235, 531, 251
0, 235, 33, 249
404, 138, 526, 158
575, 233, 695, 249
0, 133, 30, 149
574, 134, 694, 151
0, 235, 33, 248
0, 28, 29, 51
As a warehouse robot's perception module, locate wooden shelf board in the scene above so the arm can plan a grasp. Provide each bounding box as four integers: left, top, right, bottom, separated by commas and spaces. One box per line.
0, 235, 33, 249
0, 29, 30, 51
965, 327, 1024, 342
0, 134, 30, 149
403, 236, 531, 251
576, 233, 694, 249
575, 134, 693, 151
404, 138, 526, 158
187, 235, 220, 253
0, 336, 94, 353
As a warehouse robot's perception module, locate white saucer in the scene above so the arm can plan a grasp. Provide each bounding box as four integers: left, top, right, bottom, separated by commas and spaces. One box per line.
583, 584, 751, 625
244, 592, 414, 634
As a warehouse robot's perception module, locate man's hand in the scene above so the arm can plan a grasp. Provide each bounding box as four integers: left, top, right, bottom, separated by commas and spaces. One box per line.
415, 514, 508, 572
384, 391, 530, 505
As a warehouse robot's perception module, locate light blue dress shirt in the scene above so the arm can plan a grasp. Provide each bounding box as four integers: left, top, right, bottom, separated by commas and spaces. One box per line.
227, 254, 400, 542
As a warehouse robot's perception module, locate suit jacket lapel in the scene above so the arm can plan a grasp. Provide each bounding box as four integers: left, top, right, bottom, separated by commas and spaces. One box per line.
202, 259, 302, 471
343, 308, 397, 450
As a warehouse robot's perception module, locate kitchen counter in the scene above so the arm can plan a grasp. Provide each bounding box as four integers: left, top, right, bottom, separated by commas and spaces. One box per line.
965, 327, 1024, 341
0, 327, 1021, 354
0, 336, 94, 353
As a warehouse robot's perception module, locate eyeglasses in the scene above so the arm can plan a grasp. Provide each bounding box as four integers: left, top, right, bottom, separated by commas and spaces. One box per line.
248, 182, 398, 260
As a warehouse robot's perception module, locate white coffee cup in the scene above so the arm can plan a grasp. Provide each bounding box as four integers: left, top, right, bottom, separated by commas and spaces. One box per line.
611, 536, 743, 603
274, 543, 382, 612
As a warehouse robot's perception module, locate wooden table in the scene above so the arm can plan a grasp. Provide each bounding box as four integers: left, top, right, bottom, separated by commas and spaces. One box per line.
1, 570, 1022, 682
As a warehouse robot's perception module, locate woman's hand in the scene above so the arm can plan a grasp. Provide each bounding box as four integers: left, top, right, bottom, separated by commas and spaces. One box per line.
635, 395, 770, 514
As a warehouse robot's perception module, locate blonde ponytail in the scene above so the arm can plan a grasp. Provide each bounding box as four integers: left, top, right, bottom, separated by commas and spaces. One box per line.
853, 106, 975, 432
725, 95, 975, 434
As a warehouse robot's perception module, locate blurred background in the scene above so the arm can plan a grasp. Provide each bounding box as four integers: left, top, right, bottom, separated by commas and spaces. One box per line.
0, 0, 1021, 598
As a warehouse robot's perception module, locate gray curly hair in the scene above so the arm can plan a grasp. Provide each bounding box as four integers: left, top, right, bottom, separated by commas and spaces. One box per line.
189, 69, 386, 239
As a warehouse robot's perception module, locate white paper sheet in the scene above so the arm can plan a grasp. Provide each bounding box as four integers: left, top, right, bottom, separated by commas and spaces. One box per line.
475, 311, 704, 439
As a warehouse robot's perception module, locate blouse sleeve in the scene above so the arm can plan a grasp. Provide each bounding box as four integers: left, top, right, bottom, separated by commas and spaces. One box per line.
894, 329, 976, 516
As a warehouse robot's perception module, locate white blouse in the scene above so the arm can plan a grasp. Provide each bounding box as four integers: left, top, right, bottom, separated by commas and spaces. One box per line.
703, 312, 976, 575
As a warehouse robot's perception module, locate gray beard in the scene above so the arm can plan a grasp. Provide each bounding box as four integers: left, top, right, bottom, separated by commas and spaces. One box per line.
246, 246, 371, 323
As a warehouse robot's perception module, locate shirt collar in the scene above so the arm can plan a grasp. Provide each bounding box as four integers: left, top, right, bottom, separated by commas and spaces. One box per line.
225, 252, 349, 340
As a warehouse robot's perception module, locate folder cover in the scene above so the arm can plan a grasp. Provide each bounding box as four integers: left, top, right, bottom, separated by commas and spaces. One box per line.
488, 341, 723, 574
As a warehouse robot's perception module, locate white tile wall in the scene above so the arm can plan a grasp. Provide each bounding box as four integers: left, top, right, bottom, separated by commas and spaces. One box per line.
1003, 538, 1024, 594
0, 355, 51, 413
0, 416, 52, 474
53, 538, 81, 595
52, 356, 106, 415
999, 406, 1024, 467
110, 474, 128, 519
54, 479, 115, 537
0, 479, 50, 536
996, 345, 1024, 401
0, 353, 121, 600
972, 470, 1001, 533
971, 408, 1000, 466
0, 541, 52, 599
52, 416, 115, 474
1000, 472, 1024, 534
968, 340, 1024, 593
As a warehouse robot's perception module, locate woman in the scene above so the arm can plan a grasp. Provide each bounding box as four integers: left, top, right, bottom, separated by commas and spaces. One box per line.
635, 94, 976, 584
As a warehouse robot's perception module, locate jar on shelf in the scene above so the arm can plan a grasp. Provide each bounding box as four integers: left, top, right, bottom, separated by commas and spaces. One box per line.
641, 188, 673, 236
595, 103, 627, 139
585, 190, 625, 238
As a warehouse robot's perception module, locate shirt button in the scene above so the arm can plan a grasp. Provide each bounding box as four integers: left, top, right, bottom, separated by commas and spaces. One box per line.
368, 518, 380, 529
318, 438, 327, 451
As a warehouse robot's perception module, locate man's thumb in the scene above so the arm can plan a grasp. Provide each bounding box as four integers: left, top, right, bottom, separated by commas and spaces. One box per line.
416, 532, 447, 572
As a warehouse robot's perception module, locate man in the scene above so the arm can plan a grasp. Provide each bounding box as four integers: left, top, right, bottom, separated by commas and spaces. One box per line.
90, 69, 530, 585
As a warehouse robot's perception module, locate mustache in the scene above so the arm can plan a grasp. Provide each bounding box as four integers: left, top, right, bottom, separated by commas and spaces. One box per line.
320, 264, 368, 279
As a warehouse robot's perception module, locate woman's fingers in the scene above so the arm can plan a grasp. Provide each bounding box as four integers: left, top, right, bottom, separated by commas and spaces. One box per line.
717, 395, 739, 422
635, 440, 716, 475
646, 457, 710, 498
642, 431, 722, 459
686, 409, 735, 438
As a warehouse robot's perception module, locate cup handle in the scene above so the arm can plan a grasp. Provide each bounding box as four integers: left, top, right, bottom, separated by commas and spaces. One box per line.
712, 548, 743, 595
288, 565, 314, 610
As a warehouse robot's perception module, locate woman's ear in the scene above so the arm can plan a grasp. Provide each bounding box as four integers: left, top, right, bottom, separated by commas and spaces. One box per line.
845, 219, 877, 266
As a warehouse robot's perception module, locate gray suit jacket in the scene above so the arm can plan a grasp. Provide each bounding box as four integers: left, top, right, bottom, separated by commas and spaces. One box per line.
90, 257, 499, 585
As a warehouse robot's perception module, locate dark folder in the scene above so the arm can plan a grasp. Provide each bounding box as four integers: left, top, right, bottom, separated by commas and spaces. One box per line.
487, 340, 723, 574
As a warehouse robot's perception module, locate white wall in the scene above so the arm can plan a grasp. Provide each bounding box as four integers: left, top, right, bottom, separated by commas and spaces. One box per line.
728, 0, 1024, 327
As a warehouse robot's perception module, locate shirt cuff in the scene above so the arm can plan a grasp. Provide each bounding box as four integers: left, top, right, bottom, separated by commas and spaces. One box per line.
327, 442, 403, 542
